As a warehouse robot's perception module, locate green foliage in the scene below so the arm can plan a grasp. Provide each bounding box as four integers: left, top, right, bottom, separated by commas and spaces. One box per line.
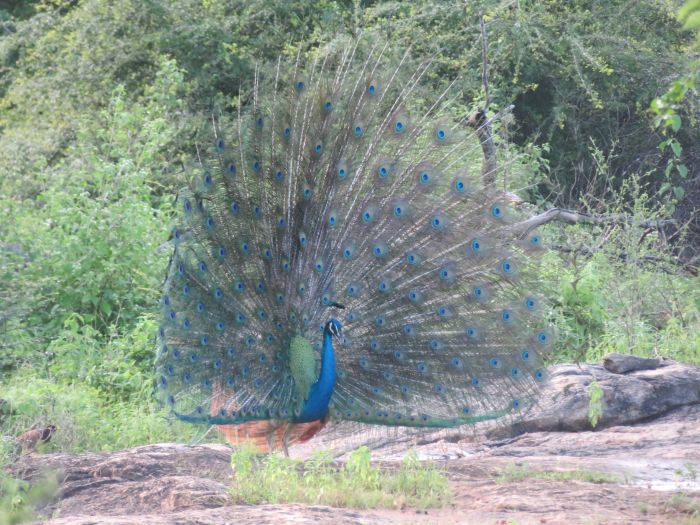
0, 415, 58, 524
648, 0, 699, 229
650, 73, 696, 215
675, 463, 698, 483
0, 470, 57, 525
679, 0, 700, 41
356, 0, 698, 203
229, 446, 452, 508
663, 493, 700, 521
0, 0, 697, 462
0, 373, 205, 454
587, 380, 604, 428
542, 166, 700, 365
46, 315, 158, 403
1, 1, 695, 205
1, 56, 185, 370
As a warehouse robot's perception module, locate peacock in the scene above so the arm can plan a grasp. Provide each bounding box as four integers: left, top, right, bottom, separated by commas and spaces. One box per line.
155, 41, 552, 455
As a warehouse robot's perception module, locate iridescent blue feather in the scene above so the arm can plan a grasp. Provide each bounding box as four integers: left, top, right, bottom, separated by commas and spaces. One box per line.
155, 41, 551, 435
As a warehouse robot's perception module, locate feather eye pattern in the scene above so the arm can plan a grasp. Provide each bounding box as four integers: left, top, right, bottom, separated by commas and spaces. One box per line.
155, 41, 551, 443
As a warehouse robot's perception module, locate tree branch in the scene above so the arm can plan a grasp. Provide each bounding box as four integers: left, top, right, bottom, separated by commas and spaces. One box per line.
480, 15, 491, 112
512, 207, 678, 235
467, 109, 497, 188
467, 15, 497, 188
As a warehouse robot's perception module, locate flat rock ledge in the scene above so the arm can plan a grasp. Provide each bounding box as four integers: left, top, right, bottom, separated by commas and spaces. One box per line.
11, 355, 700, 524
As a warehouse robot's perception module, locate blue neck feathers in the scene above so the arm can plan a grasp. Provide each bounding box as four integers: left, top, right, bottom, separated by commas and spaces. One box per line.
296, 329, 337, 422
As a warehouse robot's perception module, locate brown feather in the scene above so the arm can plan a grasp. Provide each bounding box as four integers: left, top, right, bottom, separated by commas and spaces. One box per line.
215, 419, 326, 452
210, 380, 324, 452
18, 425, 56, 453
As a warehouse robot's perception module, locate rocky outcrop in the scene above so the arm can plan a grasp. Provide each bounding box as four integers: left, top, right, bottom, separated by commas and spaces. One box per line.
301, 353, 700, 455
513, 353, 700, 433
10, 355, 700, 524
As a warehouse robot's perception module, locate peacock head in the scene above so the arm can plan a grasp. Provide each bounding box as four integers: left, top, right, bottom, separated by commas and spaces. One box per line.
324, 319, 343, 339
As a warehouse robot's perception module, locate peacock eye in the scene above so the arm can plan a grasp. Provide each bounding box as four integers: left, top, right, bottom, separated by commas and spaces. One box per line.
157, 52, 551, 433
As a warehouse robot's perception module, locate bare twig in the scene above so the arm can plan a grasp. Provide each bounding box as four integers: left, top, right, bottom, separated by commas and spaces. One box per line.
468, 17, 497, 187
480, 15, 491, 111
512, 207, 678, 235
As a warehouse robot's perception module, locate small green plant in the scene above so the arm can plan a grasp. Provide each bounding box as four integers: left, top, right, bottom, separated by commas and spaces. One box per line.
495, 463, 617, 484
0, 466, 58, 525
675, 463, 698, 484
664, 492, 700, 521
587, 380, 604, 428
229, 445, 452, 508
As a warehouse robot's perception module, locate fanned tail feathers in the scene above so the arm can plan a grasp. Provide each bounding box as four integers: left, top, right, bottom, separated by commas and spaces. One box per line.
155, 40, 552, 441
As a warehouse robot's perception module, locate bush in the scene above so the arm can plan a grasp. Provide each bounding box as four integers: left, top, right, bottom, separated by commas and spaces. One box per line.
0, 57, 184, 371
543, 174, 700, 365
0, 372, 205, 454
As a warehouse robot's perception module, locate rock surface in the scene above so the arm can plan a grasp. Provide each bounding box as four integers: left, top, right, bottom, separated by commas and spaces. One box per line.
11, 355, 700, 524
301, 353, 700, 455
602, 352, 672, 374
513, 354, 700, 433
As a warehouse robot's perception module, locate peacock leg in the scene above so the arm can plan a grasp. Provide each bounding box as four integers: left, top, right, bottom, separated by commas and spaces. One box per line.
281, 422, 295, 457
266, 429, 275, 453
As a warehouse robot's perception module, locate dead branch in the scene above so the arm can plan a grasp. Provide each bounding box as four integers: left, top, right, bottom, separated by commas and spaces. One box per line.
513, 208, 678, 234
480, 15, 491, 112
468, 15, 496, 188
468, 109, 497, 188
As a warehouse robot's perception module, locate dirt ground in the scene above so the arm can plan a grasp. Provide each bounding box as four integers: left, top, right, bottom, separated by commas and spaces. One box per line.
14, 358, 700, 524
16, 406, 700, 524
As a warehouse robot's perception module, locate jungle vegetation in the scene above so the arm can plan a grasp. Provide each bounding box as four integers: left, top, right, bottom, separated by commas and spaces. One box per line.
0, 0, 697, 461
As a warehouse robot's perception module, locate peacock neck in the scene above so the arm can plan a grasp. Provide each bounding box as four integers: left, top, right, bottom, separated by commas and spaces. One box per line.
296, 329, 336, 422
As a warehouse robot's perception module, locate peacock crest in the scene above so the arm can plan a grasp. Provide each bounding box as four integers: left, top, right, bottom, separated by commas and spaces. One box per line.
155, 41, 552, 448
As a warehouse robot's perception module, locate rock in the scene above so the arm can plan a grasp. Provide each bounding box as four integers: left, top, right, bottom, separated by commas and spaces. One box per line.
14, 443, 234, 517
603, 352, 671, 374
512, 357, 700, 434
301, 356, 700, 453
36, 504, 376, 525
8, 356, 700, 524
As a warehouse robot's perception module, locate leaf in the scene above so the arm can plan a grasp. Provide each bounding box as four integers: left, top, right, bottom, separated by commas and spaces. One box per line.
682, 10, 700, 30
677, 164, 689, 178
100, 302, 112, 316
659, 182, 672, 195
670, 140, 682, 157
673, 186, 686, 200
669, 114, 682, 132
679, 0, 700, 22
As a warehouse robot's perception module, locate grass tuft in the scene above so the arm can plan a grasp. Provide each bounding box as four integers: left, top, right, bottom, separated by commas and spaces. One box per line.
229, 445, 452, 508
